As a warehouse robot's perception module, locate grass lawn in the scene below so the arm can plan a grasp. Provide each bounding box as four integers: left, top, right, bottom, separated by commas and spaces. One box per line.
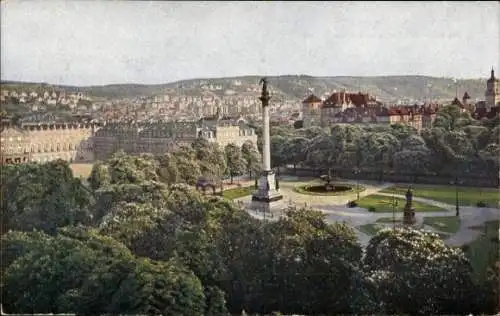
422, 216, 461, 234
223, 185, 254, 200
380, 184, 499, 208
465, 220, 499, 281
358, 223, 387, 236
357, 194, 445, 212
376, 217, 403, 223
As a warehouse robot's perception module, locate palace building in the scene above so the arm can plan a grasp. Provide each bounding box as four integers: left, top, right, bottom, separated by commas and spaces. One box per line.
0, 114, 98, 165
92, 115, 257, 161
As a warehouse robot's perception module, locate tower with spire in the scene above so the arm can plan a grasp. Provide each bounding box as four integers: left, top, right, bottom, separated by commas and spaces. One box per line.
485, 67, 500, 109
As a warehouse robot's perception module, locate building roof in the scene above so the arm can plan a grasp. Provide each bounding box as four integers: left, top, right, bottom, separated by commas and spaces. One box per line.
302, 94, 322, 104
451, 97, 463, 107
321, 92, 346, 108
376, 106, 422, 117
321, 91, 378, 109
462, 92, 471, 100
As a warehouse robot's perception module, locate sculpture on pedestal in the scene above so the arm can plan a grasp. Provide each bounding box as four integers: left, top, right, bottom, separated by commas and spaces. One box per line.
403, 186, 416, 225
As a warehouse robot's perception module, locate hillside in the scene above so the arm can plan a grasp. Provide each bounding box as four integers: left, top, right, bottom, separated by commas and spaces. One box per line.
1, 75, 488, 102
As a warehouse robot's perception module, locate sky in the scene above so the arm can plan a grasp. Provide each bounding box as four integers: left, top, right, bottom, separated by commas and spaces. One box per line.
1, 1, 499, 86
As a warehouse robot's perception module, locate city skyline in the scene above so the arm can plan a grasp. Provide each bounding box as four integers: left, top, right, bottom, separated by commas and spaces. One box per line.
1, 1, 499, 86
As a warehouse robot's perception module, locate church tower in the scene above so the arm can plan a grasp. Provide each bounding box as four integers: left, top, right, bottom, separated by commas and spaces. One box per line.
485, 67, 500, 109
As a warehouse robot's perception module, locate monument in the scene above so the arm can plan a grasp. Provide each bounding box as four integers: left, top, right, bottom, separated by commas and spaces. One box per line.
403, 187, 417, 226
249, 78, 284, 213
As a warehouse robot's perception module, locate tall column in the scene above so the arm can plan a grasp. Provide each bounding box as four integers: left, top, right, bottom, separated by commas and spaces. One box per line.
251, 78, 283, 209
260, 82, 271, 171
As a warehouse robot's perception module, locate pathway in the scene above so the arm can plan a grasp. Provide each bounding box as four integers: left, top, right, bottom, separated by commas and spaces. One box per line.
236, 179, 500, 247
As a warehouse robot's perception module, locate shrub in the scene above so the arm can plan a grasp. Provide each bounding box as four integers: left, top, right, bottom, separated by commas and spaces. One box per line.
368, 206, 376, 212
476, 201, 488, 208
347, 200, 358, 208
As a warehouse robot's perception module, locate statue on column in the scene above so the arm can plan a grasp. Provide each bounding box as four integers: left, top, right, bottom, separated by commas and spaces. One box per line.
259, 77, 268, 91
259, 78, 270, 103
405, 187, 413, 205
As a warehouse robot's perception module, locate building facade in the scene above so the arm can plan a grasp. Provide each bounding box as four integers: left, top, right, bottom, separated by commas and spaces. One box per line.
301, 94, 322, 128
1, 120, 97, 165
92, 117, 257, 161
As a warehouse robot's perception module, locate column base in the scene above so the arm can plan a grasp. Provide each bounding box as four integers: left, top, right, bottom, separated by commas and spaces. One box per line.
250, 170, 284, 211
251, 194, 284, 203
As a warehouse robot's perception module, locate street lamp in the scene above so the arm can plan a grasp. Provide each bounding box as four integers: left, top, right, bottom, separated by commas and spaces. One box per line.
391, 194, 399, 230
352, 167, 360, 200
450, 176, 464, 216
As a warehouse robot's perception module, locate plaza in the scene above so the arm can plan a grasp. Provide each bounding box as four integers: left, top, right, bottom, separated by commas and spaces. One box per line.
233, 176, 499, 247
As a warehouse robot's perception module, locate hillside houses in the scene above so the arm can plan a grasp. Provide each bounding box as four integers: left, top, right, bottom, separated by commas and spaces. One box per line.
0, 87, 91, 111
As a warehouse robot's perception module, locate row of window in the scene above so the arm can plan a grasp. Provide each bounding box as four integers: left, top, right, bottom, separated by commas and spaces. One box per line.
2, 143, 93, 154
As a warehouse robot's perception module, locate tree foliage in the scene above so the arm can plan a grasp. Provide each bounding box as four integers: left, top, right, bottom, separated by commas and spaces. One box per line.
1, 160, 93, 235
2, 112, 498, 315
363, 229, 478, 315
225, 143, 245, 183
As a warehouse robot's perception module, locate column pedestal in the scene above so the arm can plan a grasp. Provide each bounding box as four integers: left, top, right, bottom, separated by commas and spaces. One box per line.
403, 204, 416, 226
250, 170, 284, 213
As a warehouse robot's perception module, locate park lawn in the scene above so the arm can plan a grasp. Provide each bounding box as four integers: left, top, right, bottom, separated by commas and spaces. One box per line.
465, 220, 499, 281
358, 223, 387, 236
380, 185, 499, 208
223, 186, 254, 200
422, 216, 461, 234
375, 217, 452, 239
376, 217, 403, 223
357, 194, 444, 212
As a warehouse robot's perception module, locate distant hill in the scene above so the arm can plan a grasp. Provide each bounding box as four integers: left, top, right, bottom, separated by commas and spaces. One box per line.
1, 75, 488, 102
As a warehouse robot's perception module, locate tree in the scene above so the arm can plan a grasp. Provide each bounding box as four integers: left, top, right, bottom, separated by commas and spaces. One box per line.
285, 137, 309, 170
363, 229, 477, 315
433, 104, 476, 131
1, 160, 93, 235
392, 149, 432, 174
106, 151, 159, 185
270, 135, 288, 173
157, 152, 180, 185
192, 139, 227, 184
225, 143, 245, 183
88, 161, 111, 190
174, 146, 202, 185
248, 206, 364, 315
241, 140, 261, 178
2, 228, 208, 315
